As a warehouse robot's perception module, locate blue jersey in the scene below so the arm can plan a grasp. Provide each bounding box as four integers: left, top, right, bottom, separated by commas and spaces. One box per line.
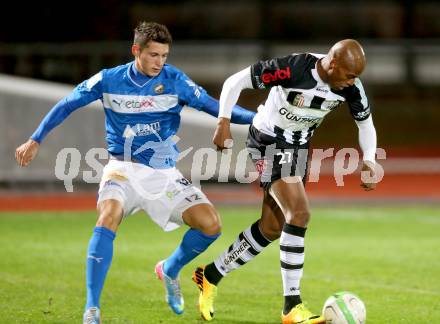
31, 62, 255, 168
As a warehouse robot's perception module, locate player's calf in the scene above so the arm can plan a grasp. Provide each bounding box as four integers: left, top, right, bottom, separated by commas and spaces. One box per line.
205, 220, 272, 283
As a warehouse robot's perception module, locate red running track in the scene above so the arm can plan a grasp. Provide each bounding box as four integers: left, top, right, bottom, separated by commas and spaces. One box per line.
1, 174, 439, 211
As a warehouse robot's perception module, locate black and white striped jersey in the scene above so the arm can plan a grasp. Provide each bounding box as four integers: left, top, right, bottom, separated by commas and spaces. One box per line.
250, 53, 370, 145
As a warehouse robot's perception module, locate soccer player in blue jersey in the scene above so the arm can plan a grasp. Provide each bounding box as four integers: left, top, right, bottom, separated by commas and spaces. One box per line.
15, 21, 255, 324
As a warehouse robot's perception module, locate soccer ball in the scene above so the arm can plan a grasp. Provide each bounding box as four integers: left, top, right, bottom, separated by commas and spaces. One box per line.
322, 291, 366, 324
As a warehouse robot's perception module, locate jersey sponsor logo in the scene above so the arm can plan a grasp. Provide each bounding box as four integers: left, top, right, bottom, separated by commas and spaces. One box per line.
261, 67, 291, 84
278, 107, 322, 124
224, 240, 250, 265
125, 98, 154, 109
122, 122, 161, 137
103, 93, 178, 113
316, 86, 328, 94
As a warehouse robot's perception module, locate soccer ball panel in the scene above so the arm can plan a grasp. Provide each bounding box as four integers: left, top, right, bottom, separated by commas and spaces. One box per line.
322, 292, 366, 324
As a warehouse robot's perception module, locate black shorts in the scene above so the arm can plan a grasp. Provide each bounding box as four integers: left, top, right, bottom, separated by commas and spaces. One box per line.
246, 125, 310, 190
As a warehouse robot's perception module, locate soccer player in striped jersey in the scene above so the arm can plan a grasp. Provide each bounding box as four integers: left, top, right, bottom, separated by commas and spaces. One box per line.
14, 22, 255, 324
193, 39, 378, 324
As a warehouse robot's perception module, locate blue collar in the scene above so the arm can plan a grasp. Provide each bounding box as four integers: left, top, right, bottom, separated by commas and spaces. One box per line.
130, 62, 152, 85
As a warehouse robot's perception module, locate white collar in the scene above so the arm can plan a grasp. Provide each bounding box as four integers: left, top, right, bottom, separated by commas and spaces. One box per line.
311, 62, 326, 86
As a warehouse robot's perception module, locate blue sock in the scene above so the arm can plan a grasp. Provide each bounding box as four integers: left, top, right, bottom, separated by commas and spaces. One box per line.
163, 229, 220, 279
85, 226, 116, 309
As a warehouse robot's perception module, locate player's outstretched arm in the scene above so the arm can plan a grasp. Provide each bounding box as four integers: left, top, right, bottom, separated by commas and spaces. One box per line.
15, 73, 103, 167
199, 95, 255, 124
15, 139, 40, 167
355, 115, 378, 191
214, 67, 253, 150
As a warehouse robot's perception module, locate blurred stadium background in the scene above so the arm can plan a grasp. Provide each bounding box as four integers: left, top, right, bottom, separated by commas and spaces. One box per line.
1, 0, 439, 208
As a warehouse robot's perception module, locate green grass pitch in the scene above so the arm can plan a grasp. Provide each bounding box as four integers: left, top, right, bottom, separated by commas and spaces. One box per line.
1, 206, 439, 323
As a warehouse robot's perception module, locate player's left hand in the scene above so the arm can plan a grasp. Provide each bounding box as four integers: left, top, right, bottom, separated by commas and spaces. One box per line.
360, 160, 377, 191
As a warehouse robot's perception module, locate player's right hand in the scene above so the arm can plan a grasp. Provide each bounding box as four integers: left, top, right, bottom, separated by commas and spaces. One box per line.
360, 160, 377, 191
213, 118, 233, 151
15, 139, 40, 167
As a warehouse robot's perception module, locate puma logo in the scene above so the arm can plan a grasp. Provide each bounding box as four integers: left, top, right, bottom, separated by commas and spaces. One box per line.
112, 98, 122, 107
88, 255, 103, 263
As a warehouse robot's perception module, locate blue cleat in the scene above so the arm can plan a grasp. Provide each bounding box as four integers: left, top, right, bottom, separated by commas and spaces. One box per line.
83, 307, 101, 324
155, 260, 184, 315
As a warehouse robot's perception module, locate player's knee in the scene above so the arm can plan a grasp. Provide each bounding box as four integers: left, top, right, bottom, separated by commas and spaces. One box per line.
200, 209, 222, 236
184, 204, 222, 235
260, 221, 282, 241
96, 211, 119, 231
286, 209, 311, 226
96, 200, 123, 231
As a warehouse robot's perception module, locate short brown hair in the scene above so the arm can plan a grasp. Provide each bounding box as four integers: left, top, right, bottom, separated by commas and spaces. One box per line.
134, 21, 172, 48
